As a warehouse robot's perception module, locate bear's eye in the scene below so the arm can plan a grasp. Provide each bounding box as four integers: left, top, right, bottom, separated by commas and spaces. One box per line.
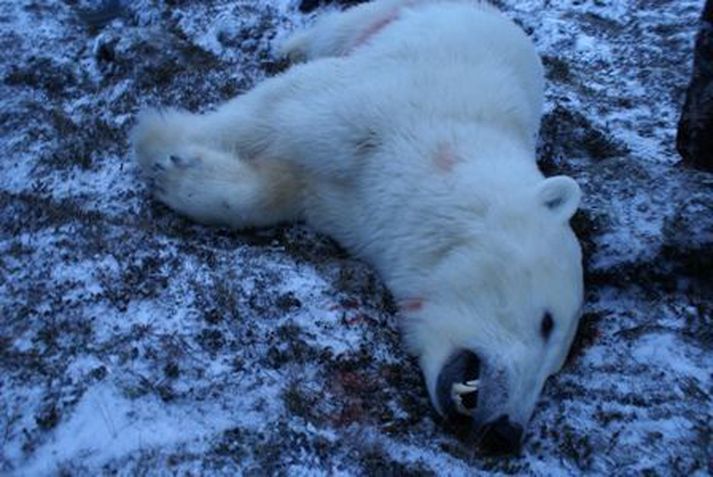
540, 312, 554, 340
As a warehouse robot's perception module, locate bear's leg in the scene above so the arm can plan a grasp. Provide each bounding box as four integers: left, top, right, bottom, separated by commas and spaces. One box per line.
282, 0, 435, 61
132, 110, 304, 228
161, 60, 374, 183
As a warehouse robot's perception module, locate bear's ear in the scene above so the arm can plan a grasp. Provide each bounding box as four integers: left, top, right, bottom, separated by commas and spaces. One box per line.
536, 176, 581, 222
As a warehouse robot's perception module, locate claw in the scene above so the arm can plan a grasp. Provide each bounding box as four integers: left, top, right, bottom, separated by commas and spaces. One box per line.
169, 155, 198, 168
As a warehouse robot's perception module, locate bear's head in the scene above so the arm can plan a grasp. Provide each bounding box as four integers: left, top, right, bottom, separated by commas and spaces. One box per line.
402, 175, 584, 454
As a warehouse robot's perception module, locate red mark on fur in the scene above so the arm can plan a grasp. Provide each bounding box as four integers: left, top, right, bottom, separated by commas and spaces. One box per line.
434, 142, 460, 173
399, 297, 424, 313
351, 8, 400, 52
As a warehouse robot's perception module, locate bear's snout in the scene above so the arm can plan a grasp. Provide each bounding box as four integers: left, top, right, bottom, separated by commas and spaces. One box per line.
435, 349, 526, 454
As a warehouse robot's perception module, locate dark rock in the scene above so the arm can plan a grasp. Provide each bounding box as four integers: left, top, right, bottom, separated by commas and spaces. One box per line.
677, 0, 713, 172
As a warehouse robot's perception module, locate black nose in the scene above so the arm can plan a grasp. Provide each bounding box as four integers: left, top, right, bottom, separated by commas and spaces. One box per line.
479, 415, 523, 455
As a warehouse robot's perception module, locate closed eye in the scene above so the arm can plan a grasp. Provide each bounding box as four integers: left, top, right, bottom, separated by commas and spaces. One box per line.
541, 312, 554, 340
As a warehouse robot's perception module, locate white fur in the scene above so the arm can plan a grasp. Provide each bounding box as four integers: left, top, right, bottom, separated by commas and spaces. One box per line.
132, 0, 584, 435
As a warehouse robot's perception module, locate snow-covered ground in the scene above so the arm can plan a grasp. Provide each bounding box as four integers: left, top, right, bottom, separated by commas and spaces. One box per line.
1, 0, 711, 474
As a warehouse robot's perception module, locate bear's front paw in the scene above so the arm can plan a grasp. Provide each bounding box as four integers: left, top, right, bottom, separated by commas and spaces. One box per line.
143, 152, 203, 204
136, 145, 251, 226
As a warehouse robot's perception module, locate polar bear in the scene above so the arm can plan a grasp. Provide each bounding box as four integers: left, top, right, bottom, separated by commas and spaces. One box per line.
132, 0, 584, 454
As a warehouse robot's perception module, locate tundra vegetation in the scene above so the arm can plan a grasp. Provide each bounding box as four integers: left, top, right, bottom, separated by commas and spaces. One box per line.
0, 0, 711, 475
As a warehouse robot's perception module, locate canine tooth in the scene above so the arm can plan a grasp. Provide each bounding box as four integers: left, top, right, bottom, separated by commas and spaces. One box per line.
452, 382, 478, 395
465, 379, 480, 388
451, 380, 479, 414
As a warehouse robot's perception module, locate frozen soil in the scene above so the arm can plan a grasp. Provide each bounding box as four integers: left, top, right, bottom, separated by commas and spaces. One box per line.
0, 0, 711, 475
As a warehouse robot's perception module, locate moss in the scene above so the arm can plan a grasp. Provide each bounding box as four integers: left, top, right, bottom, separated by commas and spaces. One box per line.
543, 55, 573, 83
360, 447, 434, 477
275, 293, 302, 312
35, 404, 60, 430
163, 362, 180, 379
4, 56, 77, 97
196, 329, 225, 354
213, 427, 248, 462
558, 424, 593, 470
282, 383, 318, 421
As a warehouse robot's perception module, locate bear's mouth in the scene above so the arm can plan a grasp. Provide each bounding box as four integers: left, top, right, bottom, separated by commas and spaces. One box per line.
436, 349, 481, 419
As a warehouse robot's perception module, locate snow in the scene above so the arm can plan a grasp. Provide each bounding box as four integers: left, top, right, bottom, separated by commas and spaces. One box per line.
18, 383, 239, 476
1, 0, 711, 475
